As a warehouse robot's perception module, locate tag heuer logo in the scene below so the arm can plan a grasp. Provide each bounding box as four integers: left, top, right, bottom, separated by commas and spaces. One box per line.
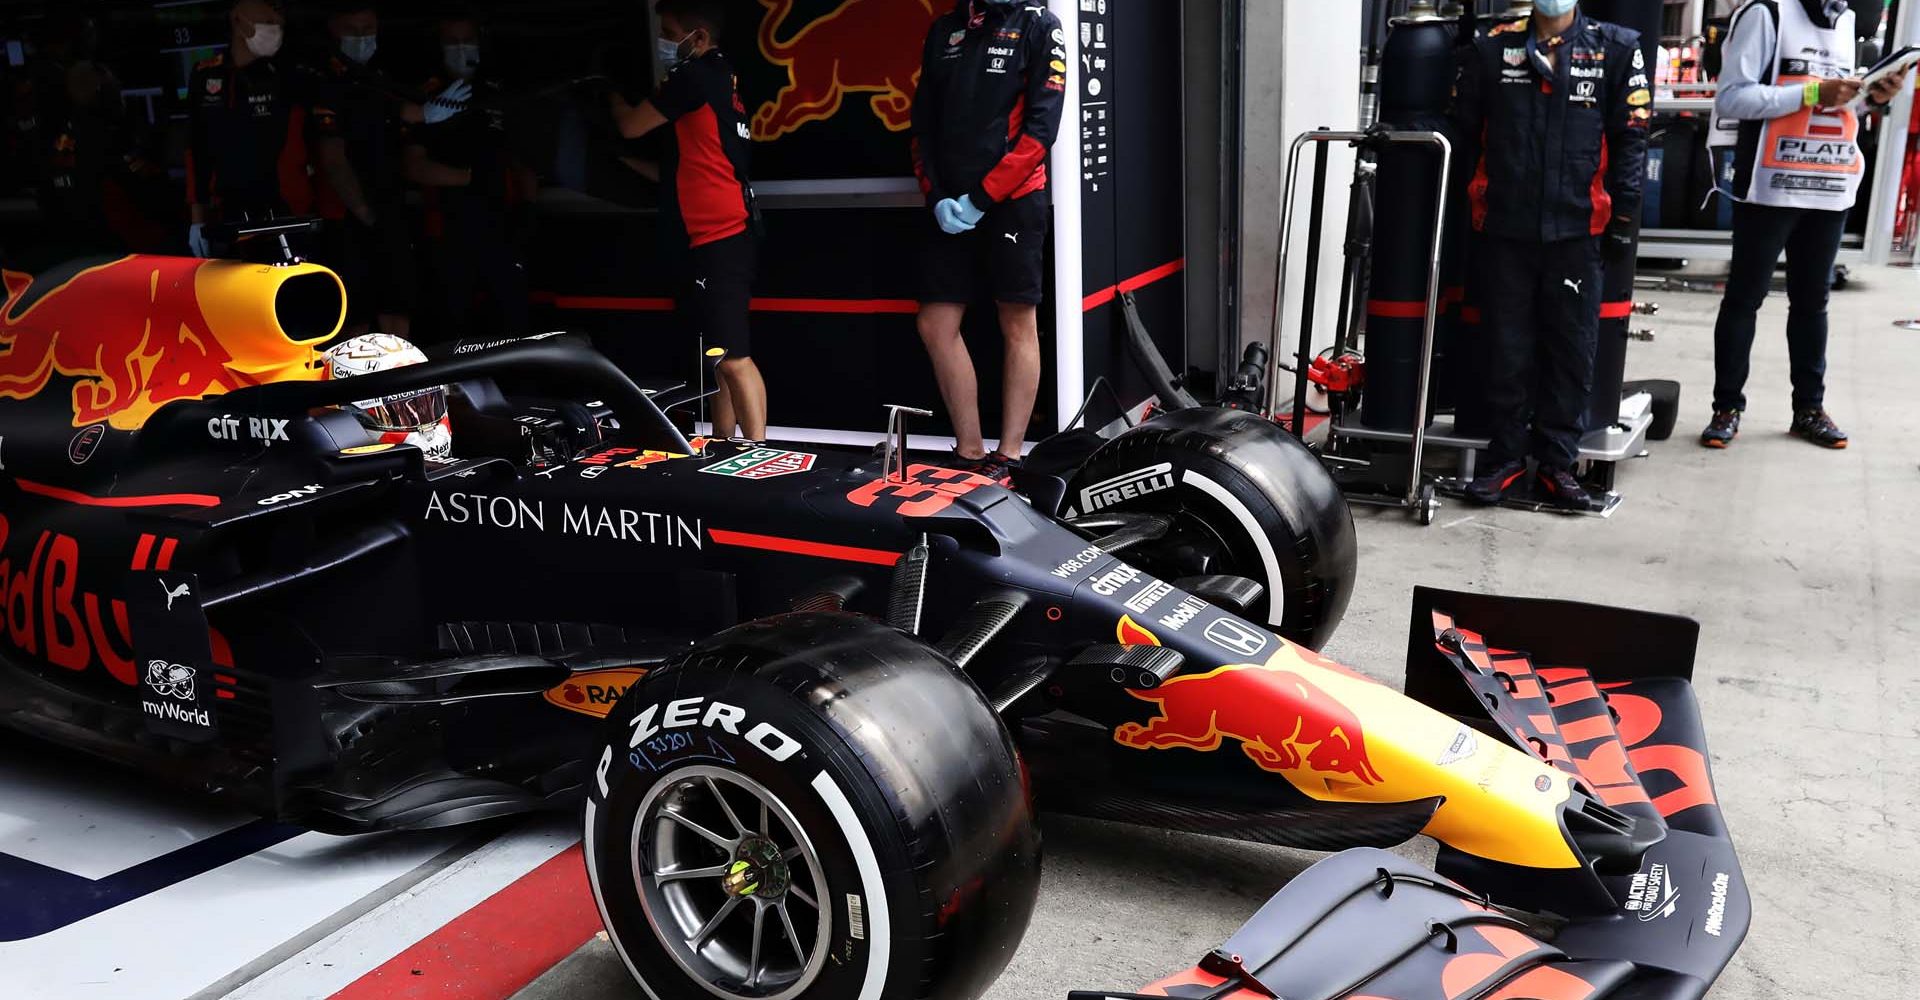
949, 30, 966, 46
700, 448, 818, 481
1077, 463, 1175, 514
1503, 47, 1525, 66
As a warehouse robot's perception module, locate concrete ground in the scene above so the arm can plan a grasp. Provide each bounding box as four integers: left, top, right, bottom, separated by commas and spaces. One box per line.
515, 265, 1920, 1000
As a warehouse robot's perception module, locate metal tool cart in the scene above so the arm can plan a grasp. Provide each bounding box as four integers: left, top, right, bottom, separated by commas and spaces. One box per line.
1269, 126, 1453, 526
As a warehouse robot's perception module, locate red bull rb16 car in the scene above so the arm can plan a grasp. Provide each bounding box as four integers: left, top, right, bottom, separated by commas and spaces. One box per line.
0, 249, 1747, 1000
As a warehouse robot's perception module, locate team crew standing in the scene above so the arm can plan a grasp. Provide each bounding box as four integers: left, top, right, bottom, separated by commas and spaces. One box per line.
1453, 0, 1649, 509
611, 0, 766, 443
186, 0, 306, 257
1699, 0, 1913, 450
912, 0, 1068, 481
310, 2, 418, 338
405, 13, 532, 340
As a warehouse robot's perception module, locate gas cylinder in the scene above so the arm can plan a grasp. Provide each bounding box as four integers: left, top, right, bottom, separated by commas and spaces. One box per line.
1581, 0, 1660, 436
1358, 1, 1460, 431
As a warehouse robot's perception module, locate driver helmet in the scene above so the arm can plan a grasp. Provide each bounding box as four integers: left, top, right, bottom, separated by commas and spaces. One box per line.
325, 333, 452, 460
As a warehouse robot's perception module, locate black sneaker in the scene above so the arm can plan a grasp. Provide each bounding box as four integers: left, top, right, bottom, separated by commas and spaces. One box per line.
1535, 467, 1594, 510
1465, 459, 1529, 505
947, 446, 989, 470
1789, 408, 1848, 449
970, 450, 1021, 484
1699, 409, 1740, 449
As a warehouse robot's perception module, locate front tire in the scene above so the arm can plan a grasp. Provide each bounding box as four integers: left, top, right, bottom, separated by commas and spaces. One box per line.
1066, 407, 1357, 648
584, 613, 1039, 1000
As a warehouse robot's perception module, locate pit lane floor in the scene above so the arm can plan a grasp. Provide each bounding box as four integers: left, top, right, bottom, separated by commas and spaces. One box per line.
2, 265, 1913, 1000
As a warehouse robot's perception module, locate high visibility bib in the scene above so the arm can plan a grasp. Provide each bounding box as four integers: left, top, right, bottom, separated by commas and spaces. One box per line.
1709, 0, 1862, 209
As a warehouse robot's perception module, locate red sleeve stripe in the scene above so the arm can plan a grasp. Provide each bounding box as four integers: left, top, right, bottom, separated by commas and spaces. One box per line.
1588, 141, 1612, 236
980, 96, 1047, 203
911, 138, 934, 196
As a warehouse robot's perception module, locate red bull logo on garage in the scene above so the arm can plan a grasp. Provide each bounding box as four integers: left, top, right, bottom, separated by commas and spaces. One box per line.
751, 0, 942, 140
1115, 662, 1384, 788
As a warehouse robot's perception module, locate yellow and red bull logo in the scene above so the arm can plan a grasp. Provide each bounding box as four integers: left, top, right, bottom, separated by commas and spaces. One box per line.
752, 0, 942, 140
1116, 662, 1384, 789
0, 256, 340, 430
1113, 634, 1587, 869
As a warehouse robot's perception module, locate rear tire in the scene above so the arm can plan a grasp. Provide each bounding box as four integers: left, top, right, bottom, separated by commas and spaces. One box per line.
584, 613, 1039, 1000
1065, 407, 1356, 649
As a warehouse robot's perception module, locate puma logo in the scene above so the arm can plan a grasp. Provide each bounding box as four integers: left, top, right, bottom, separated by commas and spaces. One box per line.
160, 579, 191, 611
1003, 232, 1019, 244
1564, 278, 1583, 295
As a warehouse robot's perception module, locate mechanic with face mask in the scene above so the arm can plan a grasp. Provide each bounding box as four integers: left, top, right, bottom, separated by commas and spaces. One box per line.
911, 0, 1066, 481
31, 16, 129, 261
609, 0, 766, 444
310, 1, 418, 338
405, 13, 533, 341
1454, 0, 1649, 509
186, 0, 311, 257
1697, 0, 1913, 450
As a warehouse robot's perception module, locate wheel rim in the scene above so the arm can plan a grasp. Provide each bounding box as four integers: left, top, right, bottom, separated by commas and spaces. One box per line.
631, 766, 833, 1000
1137, 513, 1276, 624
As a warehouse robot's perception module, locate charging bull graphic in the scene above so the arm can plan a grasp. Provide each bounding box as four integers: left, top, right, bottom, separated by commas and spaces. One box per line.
752, 0, 941, 141
1115, 662, 1385, 787
0, 256, 333, 430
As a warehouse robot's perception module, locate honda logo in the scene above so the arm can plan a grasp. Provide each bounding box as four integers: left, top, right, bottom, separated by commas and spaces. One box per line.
1203, 617, 1269, 658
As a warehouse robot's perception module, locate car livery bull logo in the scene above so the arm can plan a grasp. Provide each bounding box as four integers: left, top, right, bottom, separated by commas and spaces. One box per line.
0, 256, 335, 430
752, 0, 942, 141
1115, 662, 1385, 788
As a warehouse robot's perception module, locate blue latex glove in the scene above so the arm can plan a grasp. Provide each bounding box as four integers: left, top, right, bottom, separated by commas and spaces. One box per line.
187, 222, 209, 257
954, 194, 985, 227
424, 79, 473, 125
934, 197, 975, 235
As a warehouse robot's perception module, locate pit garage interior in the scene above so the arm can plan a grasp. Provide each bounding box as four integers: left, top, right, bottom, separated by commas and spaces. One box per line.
0, 1, 1918, 999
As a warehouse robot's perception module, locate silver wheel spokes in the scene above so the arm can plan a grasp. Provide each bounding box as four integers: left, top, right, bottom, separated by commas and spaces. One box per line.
632, 767, 831, 1000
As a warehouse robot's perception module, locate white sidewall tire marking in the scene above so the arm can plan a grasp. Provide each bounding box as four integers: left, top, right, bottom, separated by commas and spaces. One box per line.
1180, 469, 1286, 628
810, 770, 890, 1000
584, 796, 662, 1000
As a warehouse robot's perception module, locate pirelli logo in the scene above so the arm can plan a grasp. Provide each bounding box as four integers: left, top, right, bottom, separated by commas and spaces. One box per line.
1078, 463, 1175, 514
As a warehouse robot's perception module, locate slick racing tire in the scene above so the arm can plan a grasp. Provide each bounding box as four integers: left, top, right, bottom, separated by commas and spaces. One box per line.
1064, 407, 1357, 649
584, 613, 1040, 1000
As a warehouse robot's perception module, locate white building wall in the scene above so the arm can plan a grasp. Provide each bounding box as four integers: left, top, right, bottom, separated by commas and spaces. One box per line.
1238, 3, 1364, 379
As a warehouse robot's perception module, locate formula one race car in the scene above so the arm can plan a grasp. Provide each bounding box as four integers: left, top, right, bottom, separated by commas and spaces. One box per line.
0, 250, 1747, 1000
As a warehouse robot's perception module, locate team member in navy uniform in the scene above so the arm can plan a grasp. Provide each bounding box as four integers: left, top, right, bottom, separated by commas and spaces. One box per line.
611, 0, 765, 443
912, 0, 1067, 480
1454, 0, 1649, 509
310, 2, 418, 338
186, 0, 307, 258
405, 12, 531, 341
